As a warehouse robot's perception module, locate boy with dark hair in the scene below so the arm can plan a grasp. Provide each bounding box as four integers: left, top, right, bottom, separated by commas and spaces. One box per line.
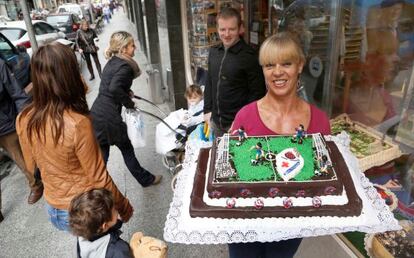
69, 189, 132, 258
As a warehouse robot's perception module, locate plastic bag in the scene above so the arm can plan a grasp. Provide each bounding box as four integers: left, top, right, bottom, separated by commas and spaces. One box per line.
125, 108, 146, 148
155, 109, 187, 154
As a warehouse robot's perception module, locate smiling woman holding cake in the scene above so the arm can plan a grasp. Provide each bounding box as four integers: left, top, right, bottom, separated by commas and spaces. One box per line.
229, 32, 331, 258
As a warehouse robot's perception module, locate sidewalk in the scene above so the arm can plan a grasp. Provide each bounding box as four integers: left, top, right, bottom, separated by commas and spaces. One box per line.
0, 11, 227, 258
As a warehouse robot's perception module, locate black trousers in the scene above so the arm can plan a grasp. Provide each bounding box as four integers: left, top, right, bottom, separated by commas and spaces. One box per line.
228, 238, 302, 258
83, 52, 102, 77
100, 140, 155, 187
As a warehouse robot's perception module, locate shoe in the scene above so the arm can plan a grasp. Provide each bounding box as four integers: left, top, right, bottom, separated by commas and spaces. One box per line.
151, 175, 162, 186
28, 184, 44, 204
89, 75, 95, 81
0, 211, 4, 223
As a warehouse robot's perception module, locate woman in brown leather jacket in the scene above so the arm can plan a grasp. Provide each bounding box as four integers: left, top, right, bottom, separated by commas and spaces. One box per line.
16, 43, 133, 232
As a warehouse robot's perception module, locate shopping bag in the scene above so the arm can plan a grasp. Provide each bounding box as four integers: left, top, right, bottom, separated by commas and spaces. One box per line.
125, 108, 146, 148
130, 232, 168, 258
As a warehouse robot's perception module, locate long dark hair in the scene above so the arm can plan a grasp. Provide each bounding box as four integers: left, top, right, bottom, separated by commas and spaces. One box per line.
20, 42, 89, 145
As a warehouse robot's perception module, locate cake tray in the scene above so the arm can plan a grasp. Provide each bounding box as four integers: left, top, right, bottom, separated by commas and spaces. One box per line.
163, 136, 400, 244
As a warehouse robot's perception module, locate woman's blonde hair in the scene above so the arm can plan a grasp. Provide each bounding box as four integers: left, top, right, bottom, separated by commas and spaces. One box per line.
104, 31, 134, 59
259, 32, 306, 66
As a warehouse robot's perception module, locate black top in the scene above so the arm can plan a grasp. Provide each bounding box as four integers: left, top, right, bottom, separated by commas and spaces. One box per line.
0, 59, 30, 136
90, 56, 135, 146
76, 220, 132, 258
204, 38, 266, 129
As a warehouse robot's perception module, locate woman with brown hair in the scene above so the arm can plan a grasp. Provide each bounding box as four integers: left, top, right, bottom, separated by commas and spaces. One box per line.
90, 31, 162, 188
16, 42, 133, 231
76, 19, 102, 80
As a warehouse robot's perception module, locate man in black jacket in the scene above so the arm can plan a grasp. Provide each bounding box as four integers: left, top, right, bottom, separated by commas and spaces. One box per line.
203, 7, 266, 137
0, 59, 43, 223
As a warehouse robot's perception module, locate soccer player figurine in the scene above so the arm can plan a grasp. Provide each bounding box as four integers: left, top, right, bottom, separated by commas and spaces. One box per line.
250, 142, 265, 165
232, 126, 247, 146
315, 155, 330, 176
291, 124, 306, 144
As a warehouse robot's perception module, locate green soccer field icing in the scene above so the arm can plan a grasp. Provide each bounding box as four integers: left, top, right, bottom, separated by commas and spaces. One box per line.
229, 136, 316, 182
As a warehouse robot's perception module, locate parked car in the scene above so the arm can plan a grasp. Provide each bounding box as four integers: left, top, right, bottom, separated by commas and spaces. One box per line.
57, 3, 89, 21
46, 13, 81, 41
0, 20, 67, 56
0, 32, 30, 89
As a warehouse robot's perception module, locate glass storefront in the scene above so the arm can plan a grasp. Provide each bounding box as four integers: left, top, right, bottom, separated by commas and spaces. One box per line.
182, 0, 414, 255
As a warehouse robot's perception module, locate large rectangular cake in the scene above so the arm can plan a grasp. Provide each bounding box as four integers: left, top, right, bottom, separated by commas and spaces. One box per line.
190, 133, 363, 218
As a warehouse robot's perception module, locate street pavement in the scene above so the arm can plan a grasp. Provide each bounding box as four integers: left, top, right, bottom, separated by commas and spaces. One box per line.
0, 11, 351, 258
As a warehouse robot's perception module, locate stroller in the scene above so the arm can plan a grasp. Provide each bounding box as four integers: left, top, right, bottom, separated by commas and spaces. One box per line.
133, 95, 211, 177
155, 103, 208, 175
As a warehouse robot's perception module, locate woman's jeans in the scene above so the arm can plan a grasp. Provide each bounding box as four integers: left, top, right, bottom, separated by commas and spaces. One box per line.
46, 203, 70, 232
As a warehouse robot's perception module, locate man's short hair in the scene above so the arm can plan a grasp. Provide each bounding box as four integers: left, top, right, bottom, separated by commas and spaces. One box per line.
217, 7, 242, 27
69, 189, 114, 240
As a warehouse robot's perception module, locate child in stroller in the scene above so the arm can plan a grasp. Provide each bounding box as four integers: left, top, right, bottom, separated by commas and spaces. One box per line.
156, 85, 205, 175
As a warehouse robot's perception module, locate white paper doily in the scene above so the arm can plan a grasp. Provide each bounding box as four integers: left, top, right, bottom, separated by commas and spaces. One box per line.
163, 136, 400, 244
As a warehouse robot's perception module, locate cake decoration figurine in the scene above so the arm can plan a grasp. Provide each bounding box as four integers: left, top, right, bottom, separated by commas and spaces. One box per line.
291, 124, 306, 144
240, 188, 252, 197
209, 190, 222, 198
232, 126, 247, 146
226, 198, 236, 209
254, 198, 264, 210
315, 155, 331, 176
268, 187, 280, 197
312, 196, 322, 208
324, 186, 336, 195
296, 190, 306, 198
283, 197, 293, 209
250, 142, 265, 165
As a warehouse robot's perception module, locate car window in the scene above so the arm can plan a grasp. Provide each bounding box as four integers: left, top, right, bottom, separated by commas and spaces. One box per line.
0, 28, 26, 41
46, 15, 70, 26
33, 23, 46, 35
73, 14, 81, 23
58, 7, 68, 13
68, 7, 82, 16
38, 22, 56, 33
0, 34, 15, 60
